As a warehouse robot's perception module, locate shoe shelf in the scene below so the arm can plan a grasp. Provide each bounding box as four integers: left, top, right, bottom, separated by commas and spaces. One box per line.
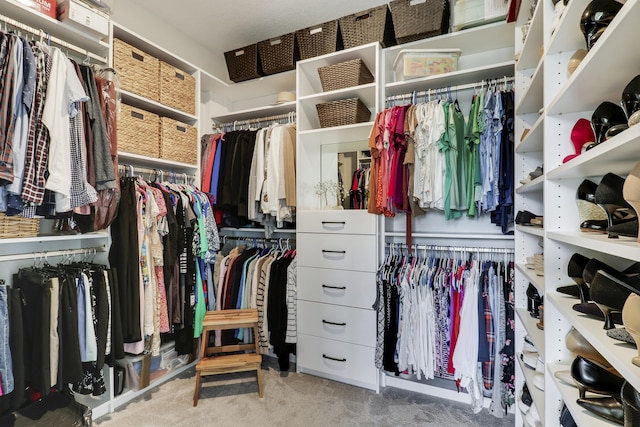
547, 292, 640, 393
516, 176, 544, 194
518, 355, 546, 417
516, 263, 545, 294
547, 231, 640, 263
546, 124, 640, 180
548, 363, 620, 427
517, 307, 546, 356
517, 225, 545, 238
516, 0, 544, 72
545, 0, 592, 56
546, 0, 640, 116
515, 58, 544, 116
516, 115, 544, 154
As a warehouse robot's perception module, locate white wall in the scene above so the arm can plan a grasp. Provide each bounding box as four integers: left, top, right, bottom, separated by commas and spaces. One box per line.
110, 1, 228, 80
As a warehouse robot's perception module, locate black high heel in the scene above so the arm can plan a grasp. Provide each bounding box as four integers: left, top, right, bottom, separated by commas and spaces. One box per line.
526, 283, 543, 318
576, 397, 624, 425
571, 355, 625, 399
622, 381, 640, 426
595, 173, 635, 236
558, 253, 591, 302
590, 269, 640, 329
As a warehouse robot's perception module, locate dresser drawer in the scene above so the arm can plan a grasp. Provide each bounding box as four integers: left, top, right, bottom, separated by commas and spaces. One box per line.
298, 300, 375, 347
297, 334, 377, 389
297, 210, 377, 235
297, 233, 377, 272
297, 267, 376, 309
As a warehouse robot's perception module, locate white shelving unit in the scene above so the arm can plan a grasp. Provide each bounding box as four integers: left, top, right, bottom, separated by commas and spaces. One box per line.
513, 0, 547, 424
295, 42, 381, 392
111, 22, 201, 172
0, 0, 109, 56
514, 0, 640, 424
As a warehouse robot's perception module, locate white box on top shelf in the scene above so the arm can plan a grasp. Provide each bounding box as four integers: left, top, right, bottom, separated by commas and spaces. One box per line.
57, 0, 110, 37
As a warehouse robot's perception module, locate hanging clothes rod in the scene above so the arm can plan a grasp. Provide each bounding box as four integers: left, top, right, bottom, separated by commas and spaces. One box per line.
213, 111, 297, 132
385, 76, 515, 104
0, 245, 107, 263
0, 13, 108, 64
118, 164, 195, 184
386, 242, 514, 254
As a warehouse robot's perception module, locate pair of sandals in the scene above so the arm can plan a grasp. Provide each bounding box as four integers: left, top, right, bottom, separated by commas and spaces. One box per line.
516, 210, 543, 227
519, 166, 543, 185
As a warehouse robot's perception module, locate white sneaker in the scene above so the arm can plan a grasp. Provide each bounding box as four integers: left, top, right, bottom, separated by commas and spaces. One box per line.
535, 357, 545, 374
534, 373, 545, 391
526, 403, 542, 427
521, 351, 539, 369
522, 341, 537, 353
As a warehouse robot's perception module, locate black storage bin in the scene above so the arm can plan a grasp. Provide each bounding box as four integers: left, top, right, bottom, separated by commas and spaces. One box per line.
258, 32, 299, 75
224, 44, 263, 83
296, 20, 344, 60
389, 0, 450, 45
339, 4, 396, 49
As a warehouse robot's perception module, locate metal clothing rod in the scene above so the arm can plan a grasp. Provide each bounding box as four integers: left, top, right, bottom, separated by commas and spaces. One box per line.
0, 13, 108, 64
386, 242, 514, 254
0, 245, 107, 263
214, 111, 297, 131
385, 76, 515, 104
118, 164, 196, 184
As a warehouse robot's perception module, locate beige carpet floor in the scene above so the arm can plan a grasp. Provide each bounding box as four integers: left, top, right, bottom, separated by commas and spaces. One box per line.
94, 359, 515, 427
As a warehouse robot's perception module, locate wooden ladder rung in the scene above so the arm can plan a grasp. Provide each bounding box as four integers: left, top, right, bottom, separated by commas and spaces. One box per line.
196, 353, 262, 371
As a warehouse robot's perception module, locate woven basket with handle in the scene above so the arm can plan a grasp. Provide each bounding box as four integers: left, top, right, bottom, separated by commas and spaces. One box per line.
389, 0, 450, 45
316, 98, 371, 128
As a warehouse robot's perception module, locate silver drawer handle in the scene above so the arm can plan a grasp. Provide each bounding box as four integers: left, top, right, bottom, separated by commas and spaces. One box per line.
321, 221, 346, 225
322, 354, 347, 363
322, 284, 346, 290
322, 319, 346, 326
322, 250, 346, 254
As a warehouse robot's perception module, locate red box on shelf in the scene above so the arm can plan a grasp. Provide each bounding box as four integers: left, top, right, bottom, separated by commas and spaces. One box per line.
16, 0, 57, 19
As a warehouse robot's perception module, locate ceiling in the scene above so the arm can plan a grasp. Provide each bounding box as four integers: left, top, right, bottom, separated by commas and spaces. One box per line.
121, 0, 389, 79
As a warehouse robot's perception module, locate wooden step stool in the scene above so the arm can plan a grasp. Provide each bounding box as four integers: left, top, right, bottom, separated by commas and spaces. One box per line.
193, 308, 263, 406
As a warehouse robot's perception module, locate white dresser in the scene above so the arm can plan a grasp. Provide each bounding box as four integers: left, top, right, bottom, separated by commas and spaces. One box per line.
296, 210, 379, 390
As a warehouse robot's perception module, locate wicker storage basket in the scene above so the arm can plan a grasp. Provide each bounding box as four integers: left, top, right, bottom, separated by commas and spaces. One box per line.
113, 38, 160, 101
389, 0, 451, 45
224, 44, 263, 83
316, 98, 371, 128
159, 61, 196, 115
258, 32, 299, 75
0, 213, 40, 238
296, 20, 343, 60
117, 103, 160, 158
339, 4, 396, 49
160, 118, 198, 165
318, 58, 374, 92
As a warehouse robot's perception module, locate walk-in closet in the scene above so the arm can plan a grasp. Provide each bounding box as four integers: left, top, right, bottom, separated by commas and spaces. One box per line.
0, 0, 637, 426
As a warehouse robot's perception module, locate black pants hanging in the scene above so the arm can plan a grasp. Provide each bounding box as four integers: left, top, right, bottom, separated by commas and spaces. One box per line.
13, 270, 51, 396
109, 178, 141, 343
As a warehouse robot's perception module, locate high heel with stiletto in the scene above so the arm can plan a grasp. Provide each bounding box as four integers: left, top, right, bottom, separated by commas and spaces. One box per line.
576, 179, 609, 233
590, 269, 640, 329
571, 355, 625, 399
558, 253, 591, 302
563, 118, 596, 163
595, 173, 635, 236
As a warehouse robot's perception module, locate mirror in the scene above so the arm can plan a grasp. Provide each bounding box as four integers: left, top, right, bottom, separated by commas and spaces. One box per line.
320, 141, 371, 210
